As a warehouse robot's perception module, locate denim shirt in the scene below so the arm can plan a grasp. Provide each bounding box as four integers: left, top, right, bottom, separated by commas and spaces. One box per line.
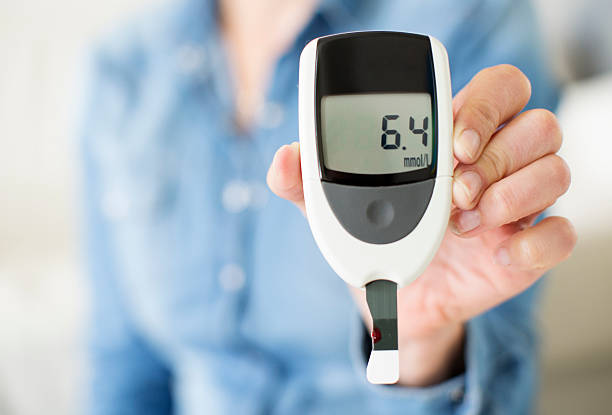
81, 0, 558, 413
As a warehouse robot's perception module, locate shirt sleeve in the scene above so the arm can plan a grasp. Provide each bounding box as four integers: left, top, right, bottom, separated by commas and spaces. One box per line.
79, 45, 173, 415
349, 0, 558, 413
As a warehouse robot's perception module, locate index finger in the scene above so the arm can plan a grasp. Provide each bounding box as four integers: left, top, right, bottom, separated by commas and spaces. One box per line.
453, 64, 532, 164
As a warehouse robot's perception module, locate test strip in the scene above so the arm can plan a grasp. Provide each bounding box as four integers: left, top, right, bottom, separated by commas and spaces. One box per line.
365, 279, 399, 384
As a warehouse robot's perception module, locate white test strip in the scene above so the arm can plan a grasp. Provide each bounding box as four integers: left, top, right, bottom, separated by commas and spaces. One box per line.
367, 350, 400, 384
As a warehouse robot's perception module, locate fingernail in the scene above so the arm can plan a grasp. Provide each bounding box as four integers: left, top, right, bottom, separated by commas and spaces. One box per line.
455, 129, 480, 161
494, 247, 512, 266
451, 209, 481, 234
453, 171, 482, 206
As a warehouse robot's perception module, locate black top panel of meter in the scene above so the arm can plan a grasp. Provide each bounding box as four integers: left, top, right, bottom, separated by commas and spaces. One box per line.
315, 32, 438, 186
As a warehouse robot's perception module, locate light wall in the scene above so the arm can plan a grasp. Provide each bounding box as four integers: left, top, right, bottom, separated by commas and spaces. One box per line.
0, 1, 162, 413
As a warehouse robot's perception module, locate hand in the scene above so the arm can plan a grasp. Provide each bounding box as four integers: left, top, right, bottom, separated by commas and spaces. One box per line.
266, 65, 577, 386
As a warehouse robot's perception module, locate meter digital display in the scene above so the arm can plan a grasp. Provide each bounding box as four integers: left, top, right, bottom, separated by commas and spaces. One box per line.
313, 32, 440, 187
321, 92, 433, 174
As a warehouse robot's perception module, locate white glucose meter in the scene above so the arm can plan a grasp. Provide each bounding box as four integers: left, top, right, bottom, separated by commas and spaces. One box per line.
298, 32, 453, 384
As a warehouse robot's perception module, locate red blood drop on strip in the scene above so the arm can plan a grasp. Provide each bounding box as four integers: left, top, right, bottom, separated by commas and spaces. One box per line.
371, 327, 382, 343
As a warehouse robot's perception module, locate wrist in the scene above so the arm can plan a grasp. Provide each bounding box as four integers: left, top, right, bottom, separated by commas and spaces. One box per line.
397, 321, 465, 387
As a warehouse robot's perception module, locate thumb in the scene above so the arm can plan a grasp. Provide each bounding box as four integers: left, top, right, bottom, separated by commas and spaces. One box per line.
267, 141, 306, 215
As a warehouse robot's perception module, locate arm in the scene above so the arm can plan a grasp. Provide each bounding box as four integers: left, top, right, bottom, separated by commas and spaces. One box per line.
80, 47, 173, 415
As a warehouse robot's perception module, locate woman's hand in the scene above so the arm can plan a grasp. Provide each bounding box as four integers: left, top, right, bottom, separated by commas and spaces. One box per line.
266, 65, 577, 387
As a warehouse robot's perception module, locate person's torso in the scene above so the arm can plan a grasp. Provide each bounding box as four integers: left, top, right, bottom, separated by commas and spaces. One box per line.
90, 0, 544, 412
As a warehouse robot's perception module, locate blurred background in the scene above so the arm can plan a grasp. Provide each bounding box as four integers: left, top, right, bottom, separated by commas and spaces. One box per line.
0, 0, 611, 414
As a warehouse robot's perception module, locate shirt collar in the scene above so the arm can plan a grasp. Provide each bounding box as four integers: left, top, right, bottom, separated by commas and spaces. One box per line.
176, 0, 370, 39
318, 0, 370, 28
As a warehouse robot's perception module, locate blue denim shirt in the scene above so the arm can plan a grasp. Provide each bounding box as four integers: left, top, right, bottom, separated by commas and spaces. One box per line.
81, 0, 558, 413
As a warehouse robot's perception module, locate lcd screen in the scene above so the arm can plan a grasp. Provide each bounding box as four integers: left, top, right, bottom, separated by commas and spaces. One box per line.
321, 93, 433, 175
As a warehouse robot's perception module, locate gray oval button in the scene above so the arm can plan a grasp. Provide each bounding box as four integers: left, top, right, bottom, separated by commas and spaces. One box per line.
366, 199, 394, 228
322, 180, 435, 244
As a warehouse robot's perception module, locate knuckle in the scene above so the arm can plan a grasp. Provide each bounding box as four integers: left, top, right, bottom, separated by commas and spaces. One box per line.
534, 108, 559, 133
468, 97, 500, 133
487, 183, 516, 223
557, 215, 577, 239
478, 148, 510, 181
558, 218, 578, 254
548, 155, 572, 194
495, 64, 532, 98
519, 237, 545, 266
530, 109, 563, 150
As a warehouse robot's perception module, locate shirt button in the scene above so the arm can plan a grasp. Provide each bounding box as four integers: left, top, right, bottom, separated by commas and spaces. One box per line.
218, 264, 246, 292
450, 385, 465, 403
176, 43, 208, 76
256, 101, 285, 129
101, 188, 131, 221
222, 180, 252, 213
249, 181, 269, 209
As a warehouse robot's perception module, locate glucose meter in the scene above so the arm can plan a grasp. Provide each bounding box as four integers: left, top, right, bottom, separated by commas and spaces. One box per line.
298, 32, 453, 384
